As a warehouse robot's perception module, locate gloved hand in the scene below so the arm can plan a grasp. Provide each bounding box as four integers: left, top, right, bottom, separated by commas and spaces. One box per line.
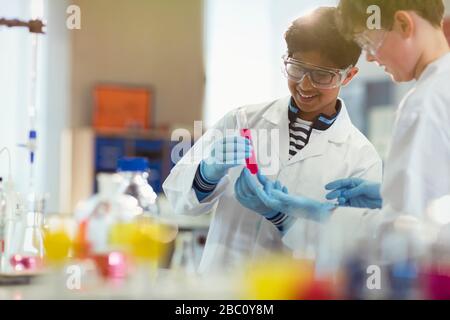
238, 169, 335, 222
201, 136, 252, 183
234, 168, 287, 218
264, 190, 336, 222
325, 178, 382, 209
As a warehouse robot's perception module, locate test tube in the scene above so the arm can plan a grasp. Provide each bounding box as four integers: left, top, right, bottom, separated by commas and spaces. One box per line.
236, 108, 258, 175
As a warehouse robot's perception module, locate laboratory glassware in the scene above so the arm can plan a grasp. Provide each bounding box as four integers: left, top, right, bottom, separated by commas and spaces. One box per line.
236, 108, 258, 174
117, 157, 159, 216
74, 173, 142, 279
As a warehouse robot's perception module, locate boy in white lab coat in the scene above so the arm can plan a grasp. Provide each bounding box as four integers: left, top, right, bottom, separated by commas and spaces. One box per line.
319, 1, 450, 240
163, 7, 382, 273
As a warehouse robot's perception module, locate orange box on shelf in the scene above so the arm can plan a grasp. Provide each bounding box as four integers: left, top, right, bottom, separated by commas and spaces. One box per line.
93, 84, 152, 130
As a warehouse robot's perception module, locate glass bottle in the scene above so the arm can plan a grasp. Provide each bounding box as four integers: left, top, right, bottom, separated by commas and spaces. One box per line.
117, 157, 159, 216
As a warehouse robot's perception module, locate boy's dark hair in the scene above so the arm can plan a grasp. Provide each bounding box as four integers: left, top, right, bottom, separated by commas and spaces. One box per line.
284, 7, 362, 69
337, 0, 445, 38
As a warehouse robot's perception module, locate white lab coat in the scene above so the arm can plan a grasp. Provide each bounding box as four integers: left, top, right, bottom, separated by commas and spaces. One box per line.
163, 96, 382, 273
328, 53, 450, 248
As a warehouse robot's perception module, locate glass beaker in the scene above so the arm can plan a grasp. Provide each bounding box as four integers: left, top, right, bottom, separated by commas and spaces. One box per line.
12, 193, 46, 271
171, 231, 196, 275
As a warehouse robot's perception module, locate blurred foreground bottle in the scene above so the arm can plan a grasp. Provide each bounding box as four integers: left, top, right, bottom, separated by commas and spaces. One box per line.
11, 192, 46, 272
421, 196, 450, 299
242, 254, 338, 300
377, 216, 424, 300
117, 157, 159, 217
74, 173, 142, 279
170, 231, 196, 275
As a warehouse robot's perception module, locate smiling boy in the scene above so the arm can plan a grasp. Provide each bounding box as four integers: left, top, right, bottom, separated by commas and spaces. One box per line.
164, 7, 382, 273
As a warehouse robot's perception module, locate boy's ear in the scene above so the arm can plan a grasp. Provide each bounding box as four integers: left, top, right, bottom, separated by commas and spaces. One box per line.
341, 67, 359, 86
393, 11, 415, 38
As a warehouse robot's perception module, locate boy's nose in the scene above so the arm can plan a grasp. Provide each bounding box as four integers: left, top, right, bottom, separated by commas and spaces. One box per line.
297, 74, 315, 91
366, 51, 377, 62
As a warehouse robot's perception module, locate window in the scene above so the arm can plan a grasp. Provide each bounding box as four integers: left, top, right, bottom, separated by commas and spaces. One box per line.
203, 0, 337, 127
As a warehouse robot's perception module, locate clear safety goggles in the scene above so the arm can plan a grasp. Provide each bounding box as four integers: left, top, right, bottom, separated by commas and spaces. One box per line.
353, 30, 388, 56
282, 54, 352, 89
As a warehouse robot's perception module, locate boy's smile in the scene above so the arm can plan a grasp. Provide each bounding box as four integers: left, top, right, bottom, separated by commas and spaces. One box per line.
287, 51, 357, 121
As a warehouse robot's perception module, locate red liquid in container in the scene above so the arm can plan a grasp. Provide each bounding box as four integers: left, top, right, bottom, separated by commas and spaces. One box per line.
240, 129, 258, 175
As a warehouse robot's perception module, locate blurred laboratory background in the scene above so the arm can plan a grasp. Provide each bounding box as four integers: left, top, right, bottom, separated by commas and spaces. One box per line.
1, 0, 450, 300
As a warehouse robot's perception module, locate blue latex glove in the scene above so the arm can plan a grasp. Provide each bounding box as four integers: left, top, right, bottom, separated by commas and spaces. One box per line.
325, 178, 382, 209
263, 190, 336, 222
240, 169, 335, 222
234, 169, 286, 218
201, 136, 252, 183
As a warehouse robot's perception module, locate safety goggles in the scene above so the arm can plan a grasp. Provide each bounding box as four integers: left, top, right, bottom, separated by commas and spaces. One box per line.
282, 55, 352, 89
353, 30, 388, 56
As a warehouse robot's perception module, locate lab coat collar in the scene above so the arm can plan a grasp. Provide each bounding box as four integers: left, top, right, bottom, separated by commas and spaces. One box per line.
289, 103, 352, 164
323, 99, 352, 144
262, 96, 352, 143
417, 52, 450, 84
262, 96, 352, 166
262, 96, 291, 125
288, 97, 342, 131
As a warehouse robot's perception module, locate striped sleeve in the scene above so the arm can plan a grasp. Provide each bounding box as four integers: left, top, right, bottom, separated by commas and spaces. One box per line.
266, 212, 296, 234
193, 163, 218, 201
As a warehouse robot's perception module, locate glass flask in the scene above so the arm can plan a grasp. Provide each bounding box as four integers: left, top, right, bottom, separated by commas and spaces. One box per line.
117, 157, 159, 216
74, 173, 142, 279
11, 193, 47, 271
170, 231, 196, 275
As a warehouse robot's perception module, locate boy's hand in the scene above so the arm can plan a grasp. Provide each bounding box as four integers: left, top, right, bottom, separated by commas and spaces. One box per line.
325, 178, 382, 209
234, 169, 284, 218
201, 136, 252, 183
237, 169, 335, 222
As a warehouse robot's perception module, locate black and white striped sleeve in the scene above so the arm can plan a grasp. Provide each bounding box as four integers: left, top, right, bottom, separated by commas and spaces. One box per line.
266, 212, 296, 234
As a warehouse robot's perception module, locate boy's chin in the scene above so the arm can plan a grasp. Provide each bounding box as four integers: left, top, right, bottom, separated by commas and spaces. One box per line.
390, 72, 411, 83
386, 68, 414, 83
296, 103, 323, 115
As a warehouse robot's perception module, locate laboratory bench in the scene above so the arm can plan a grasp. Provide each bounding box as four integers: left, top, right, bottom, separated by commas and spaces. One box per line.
0, 269, 239, 300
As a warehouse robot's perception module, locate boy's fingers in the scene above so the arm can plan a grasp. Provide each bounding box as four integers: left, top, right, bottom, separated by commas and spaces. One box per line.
325, 189, 344, 200
274, 181, 282, 190
236, 181, 252, 204
239, 170, 256, 197
263, 181, 273, 195
338, 197, 347, 205
270, 189, 293, 203
219, 152, 250, 165
325, 178, 359, 190
256, 171, 269, 186
342, 184, 366, 199
244, 170, 277, 206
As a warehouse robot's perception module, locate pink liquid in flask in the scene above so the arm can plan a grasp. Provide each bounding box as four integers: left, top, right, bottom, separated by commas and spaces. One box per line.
237, 108, 258, 175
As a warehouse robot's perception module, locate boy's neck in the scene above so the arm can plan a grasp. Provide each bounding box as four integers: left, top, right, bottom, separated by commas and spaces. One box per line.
414, 29, 450, 80
297, 99, 338, 122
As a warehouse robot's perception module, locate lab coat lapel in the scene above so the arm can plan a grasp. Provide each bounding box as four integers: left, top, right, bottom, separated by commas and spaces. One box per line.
261, 97, 291, 169
287, 131, 328, 165
287, 99, 352, 166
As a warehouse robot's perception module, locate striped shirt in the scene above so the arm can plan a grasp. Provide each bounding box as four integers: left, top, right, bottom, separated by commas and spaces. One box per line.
289, 117, 312, 159
288, 98, 341, 159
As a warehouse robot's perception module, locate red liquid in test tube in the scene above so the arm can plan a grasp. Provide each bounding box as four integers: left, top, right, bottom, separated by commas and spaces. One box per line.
237, 109, 259, 175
